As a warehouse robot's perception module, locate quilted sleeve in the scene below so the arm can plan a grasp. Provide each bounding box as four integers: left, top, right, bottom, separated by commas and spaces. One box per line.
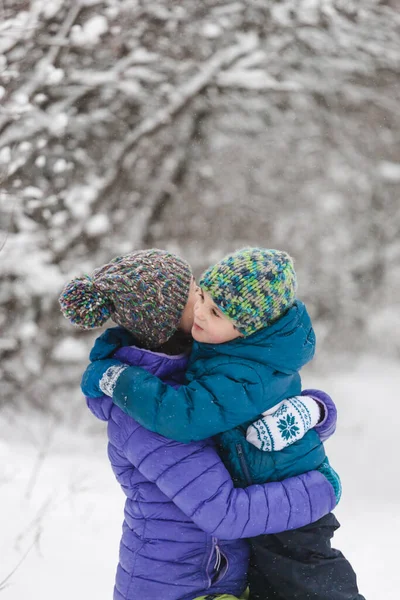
122, 421, 336, 540
108, 361, 299, 443
86, 394, 113, 421
302, 389, 337, 442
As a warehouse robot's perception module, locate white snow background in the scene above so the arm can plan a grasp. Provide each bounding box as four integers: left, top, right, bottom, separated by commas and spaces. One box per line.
1, 354, 398, 599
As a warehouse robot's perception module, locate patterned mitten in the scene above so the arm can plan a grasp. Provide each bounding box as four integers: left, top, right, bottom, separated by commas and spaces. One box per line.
246, 395, 321, 451
81, 359, 127, 398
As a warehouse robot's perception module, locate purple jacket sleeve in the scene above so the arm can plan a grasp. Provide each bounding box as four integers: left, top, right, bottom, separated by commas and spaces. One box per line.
302, 389, 337, 443
122, 421, 336, 540
86, 394, 113, 421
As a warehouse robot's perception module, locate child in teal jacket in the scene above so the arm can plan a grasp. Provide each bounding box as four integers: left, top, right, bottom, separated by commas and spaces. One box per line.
81, 247, 364, 600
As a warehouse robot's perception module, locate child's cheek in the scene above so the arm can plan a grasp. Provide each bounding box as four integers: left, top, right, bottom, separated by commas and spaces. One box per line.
209, 332, 226, 344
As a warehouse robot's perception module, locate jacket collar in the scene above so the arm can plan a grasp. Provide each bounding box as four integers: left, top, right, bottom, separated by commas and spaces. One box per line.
189, 300, 315, 374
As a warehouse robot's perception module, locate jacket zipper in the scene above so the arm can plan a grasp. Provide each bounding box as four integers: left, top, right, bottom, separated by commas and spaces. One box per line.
236, 442, 252, 486
210, 537, 229, 585
206, 537, 217, 587
214, 539, 221, 571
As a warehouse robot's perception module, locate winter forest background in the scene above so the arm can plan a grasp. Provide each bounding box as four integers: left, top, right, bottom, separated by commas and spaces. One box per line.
1, 1, 399, 599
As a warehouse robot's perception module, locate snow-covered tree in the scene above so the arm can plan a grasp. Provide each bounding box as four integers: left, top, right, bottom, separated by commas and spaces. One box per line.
1, 0, 399, 410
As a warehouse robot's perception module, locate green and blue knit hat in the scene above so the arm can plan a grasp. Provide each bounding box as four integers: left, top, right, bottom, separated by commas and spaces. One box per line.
199, 247, 297, 336
59, 249, 192, 348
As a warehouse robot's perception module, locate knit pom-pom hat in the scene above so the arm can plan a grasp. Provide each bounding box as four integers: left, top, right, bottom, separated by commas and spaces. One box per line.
59, 249, 192, 348
199, 247, 297, 336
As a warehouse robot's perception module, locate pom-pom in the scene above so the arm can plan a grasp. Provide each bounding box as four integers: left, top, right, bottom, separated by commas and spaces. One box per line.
59, 276, 111, 329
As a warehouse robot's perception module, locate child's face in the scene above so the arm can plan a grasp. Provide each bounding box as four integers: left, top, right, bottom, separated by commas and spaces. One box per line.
192, 288, 242, 344
179, 277, 198, 334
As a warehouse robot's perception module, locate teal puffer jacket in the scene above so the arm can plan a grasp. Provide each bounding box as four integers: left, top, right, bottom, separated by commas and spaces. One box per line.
218, 425, 324, 488
104, 300, 325, 485
187, 299, 324, 487
109, 301, 317, 448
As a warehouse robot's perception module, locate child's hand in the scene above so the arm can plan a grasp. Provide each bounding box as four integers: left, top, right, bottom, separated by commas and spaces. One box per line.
89, 327, 137, 361
81, 359, 127, 398
246, 396, 321, 451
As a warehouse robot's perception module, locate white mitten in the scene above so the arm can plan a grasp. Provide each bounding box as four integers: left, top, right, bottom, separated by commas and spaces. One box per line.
246, 395, 321, 451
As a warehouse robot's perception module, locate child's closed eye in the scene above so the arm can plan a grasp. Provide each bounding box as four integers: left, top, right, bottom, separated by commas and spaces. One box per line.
211, 308, 220, 317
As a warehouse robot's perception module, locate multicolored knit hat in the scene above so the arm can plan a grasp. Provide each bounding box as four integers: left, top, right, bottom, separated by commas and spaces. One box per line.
59, 249, 192, 348
199, 247, 297, 336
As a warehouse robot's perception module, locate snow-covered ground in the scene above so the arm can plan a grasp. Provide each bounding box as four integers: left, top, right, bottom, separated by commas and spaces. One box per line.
1, 354, 398, 599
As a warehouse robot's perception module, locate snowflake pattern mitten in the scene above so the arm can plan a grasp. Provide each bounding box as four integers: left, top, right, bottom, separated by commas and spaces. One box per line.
246, 395, 321, 451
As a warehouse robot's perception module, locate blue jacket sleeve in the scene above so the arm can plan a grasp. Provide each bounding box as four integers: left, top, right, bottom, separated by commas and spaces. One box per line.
110, 362, 300, 442
121, 421, 336, 539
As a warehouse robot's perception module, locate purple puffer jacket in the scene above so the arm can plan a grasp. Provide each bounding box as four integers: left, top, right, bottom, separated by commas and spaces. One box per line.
86, 345, 336, 600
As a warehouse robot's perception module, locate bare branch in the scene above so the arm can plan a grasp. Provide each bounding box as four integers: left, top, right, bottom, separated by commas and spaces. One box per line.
0, 539, 35, 591
25, 419, 57, 500
95, 34, 259, 198
0, 4, 82, 135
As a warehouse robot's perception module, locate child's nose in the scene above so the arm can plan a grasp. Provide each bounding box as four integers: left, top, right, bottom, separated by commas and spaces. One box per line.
194, 303, 204, 319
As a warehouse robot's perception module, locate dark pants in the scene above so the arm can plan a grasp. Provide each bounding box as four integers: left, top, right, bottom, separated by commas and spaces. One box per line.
248, 513, 365, 600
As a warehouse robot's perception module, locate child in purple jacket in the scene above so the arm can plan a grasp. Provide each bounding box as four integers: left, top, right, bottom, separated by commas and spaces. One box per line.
60, 249, 339, 600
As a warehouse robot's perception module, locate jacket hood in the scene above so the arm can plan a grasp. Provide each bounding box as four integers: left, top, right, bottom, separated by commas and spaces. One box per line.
86, 345, 189, 421
190, 300, 315, 374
